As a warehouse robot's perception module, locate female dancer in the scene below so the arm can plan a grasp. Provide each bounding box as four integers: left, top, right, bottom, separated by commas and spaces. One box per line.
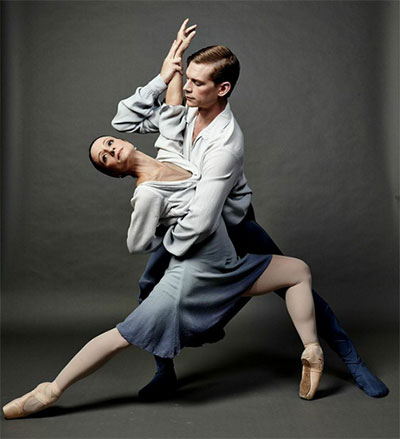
3, 36, 323, 420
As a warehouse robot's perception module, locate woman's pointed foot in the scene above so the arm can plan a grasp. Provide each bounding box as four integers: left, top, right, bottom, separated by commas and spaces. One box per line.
299, 342, 324, 400
3, 381, 61, 419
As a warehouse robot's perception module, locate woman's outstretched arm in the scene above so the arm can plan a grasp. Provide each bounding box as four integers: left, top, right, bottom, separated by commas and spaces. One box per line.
111, 19, 195, 133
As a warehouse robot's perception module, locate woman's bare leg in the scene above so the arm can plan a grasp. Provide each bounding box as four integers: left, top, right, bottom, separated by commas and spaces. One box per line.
244, 255, 317, 346
244, 255, 323, 399
55, 328, 130, 391
3, 328, 130, 419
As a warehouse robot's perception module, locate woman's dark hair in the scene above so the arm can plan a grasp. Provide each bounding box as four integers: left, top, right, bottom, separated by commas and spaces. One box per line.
88, 135, 120, 178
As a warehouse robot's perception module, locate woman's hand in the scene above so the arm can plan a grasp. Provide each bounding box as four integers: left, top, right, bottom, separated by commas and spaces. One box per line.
160, 19, 197, 84
160, 39, 184, 84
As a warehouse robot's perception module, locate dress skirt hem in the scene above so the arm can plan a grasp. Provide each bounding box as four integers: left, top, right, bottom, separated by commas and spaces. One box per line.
116, 222, 272, 359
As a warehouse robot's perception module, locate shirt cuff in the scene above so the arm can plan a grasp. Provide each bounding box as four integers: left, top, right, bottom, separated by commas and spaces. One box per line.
147, 74, 168, 96
159, 103, 186, 115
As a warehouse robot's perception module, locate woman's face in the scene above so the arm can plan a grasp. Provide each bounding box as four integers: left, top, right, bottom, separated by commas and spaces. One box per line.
90, 136, 136, 176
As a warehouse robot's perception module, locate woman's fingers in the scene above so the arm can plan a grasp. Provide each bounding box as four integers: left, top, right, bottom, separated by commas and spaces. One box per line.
170, 39, 184, 58
167, 39, 178, 57
167, 38, 185, 59
175, 39, 183, 51
173, 60, 183, 75
161, 40, 184, 83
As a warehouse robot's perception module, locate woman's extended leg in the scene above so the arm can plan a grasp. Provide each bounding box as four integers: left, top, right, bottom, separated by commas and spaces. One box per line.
244, 255, 317, 345
243, 255, 324, 399
3, 328, 130, 419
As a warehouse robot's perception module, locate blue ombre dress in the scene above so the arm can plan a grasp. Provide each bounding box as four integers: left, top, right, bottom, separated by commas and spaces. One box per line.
116, 105, 271, 358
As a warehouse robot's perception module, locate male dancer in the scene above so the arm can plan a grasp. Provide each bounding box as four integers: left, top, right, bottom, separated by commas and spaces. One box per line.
111, 19, 388, 400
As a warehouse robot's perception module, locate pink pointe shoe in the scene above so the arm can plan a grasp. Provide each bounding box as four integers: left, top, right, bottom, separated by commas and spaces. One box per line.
3, 382, 61, 419
299, 342, 324, 400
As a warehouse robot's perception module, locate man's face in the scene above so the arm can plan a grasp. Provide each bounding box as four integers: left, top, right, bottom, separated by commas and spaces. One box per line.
90, 136, 136, 176
183, 62, 222, 109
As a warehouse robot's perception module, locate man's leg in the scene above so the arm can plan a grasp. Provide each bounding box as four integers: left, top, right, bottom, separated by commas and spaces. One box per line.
232, 215, 388, 397
137, 245, 178, 401
137, 212, 388, 399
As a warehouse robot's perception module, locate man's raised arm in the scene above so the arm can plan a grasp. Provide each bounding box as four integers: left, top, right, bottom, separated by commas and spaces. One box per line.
112, 19, 196, 135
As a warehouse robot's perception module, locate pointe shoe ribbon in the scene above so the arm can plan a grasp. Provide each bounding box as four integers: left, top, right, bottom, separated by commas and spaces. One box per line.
3, 382, 61, 419
299, 342, 324, 400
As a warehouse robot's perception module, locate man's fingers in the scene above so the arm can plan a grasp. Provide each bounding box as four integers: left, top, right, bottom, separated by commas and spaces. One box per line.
177, 18, 197, 41
185, 24, 197, 34
186, 30, 196, 42
180, 18, 189, 28
178, 30, 196, 51
173, 19, 196, 55
178, 18, 190, 36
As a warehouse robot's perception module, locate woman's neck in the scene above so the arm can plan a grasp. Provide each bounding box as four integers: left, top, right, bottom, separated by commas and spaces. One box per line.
131, 151, 164, 185
133, 151, 191, 186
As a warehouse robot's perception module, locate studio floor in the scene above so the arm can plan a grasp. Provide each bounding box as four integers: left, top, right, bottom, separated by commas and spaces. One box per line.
1, 319, 398, 439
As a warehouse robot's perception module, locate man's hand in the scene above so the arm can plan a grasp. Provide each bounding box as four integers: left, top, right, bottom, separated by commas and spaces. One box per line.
160, 19, 197, 85
176, 18, 197, 54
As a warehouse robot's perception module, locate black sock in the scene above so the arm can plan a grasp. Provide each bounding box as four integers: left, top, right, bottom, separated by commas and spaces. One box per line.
138, 355, 178, 401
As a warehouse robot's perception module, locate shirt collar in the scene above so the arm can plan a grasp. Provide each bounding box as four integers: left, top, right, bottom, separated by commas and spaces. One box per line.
186, 102, 232, 141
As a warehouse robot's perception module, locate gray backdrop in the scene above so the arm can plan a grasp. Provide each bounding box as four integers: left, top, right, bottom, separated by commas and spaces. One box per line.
2, 0, 399, 333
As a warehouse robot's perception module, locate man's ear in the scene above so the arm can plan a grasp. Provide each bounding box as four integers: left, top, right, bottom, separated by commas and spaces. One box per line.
218, 81, 231, 98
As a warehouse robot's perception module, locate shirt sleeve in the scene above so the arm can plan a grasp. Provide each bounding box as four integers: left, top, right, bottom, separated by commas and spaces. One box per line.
163, 147, 242, 257
154, 104, 187, 160
111, 75, 167, 134
126, 187, 164, 254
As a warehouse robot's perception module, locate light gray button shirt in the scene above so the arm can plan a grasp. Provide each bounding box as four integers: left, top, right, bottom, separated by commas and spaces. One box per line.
112, 75, 252, 257
126, 105, 201, 254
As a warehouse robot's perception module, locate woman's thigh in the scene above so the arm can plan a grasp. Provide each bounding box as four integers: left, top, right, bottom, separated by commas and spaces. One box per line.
243, 255, 310, 297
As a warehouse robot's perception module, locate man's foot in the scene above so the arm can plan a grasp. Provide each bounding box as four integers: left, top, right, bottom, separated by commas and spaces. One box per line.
3, 382, 61, 419
312, 293, 389, 398
138, 369, 178, 401
336, 338, 389, 397
347, 361, 389, 397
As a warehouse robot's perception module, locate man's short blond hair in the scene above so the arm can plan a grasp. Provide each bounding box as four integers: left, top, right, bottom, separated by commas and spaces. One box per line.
187, 45, 240, 98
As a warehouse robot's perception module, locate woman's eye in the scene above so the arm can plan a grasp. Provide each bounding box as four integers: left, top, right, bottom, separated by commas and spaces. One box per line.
102, 154, 107, 163
107, 139, 114, 146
